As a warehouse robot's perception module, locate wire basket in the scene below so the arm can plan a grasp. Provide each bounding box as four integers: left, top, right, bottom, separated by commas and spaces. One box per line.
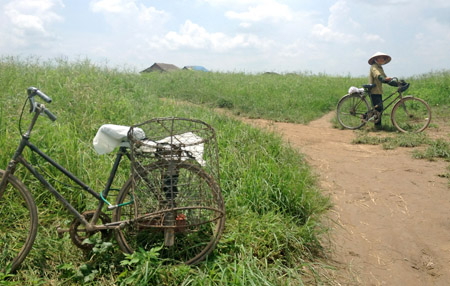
126, 117, 224, 238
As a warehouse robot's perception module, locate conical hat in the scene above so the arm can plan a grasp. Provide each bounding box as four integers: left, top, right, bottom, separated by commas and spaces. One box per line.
368, 52, 391, 65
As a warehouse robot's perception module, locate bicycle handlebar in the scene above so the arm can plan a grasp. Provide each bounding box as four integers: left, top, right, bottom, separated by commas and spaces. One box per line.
26, 87, 57, 121
388, 77, 410, 93
28, 87, 52, 103
43, 106, 57, 121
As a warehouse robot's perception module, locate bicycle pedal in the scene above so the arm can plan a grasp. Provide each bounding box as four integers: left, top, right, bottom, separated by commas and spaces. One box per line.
56, 226, 70, 239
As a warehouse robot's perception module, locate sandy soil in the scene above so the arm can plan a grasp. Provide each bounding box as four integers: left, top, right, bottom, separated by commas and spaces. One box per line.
242, 112, 450, 286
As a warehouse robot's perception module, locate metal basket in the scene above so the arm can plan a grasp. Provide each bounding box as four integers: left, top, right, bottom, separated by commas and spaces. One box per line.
126, 117, 224, 242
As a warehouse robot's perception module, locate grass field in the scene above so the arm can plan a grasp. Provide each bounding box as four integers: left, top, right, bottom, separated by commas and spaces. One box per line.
0, 57, 448, 285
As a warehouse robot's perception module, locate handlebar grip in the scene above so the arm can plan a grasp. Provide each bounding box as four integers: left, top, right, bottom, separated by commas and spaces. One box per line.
27, 87, 52, 103
36, 89, 52, 103
43, 108, 57, 121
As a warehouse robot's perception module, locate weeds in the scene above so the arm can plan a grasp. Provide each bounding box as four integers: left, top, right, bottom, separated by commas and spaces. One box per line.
0, 57, 447, 285
413, 139, 450, 161
353, 130, 450, 187
353, 131, 430, 150
118, 247, 164, 285
56, 238, 122, 284
0, 57, 329, 285
0, 265, 15, 285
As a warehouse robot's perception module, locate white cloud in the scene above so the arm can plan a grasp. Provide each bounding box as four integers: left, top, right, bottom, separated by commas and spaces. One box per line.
90, 0, 168, 28
200, 0, 262, 6
0, 0, 63, 50
280, 39, 318, 59
225, 1, 293, 23
152, 20, 272, 52
311, 1, 357, 43
5, 0, 62, 35
363, 33, 385, 42
352, 0, 449, 8
327, 0, 354, 28
312, 24, 356, 43
90, 0, 137, 13
413, 18, 450, 62
1, 1, 448, 76
311, 0, 385, 45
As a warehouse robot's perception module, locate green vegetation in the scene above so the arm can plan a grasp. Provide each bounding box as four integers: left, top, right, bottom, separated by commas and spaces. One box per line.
352, 132, 431, 150
1, 56, 448, 285
353, 131, 450, 185
0, 57, 329, 285
139, 70, 363, 123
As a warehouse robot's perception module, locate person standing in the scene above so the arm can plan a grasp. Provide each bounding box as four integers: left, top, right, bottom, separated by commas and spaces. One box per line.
368, 52, 396, 128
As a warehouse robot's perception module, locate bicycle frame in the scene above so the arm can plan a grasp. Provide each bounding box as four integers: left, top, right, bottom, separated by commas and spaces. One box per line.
367, 87, 404, 114
0, 103, 130, 232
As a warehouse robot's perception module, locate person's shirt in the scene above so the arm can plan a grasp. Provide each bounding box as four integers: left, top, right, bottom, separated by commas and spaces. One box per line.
369, 63, 387, 94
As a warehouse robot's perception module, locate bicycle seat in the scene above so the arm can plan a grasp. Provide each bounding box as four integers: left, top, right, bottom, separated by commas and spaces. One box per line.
362, 84, 376, 90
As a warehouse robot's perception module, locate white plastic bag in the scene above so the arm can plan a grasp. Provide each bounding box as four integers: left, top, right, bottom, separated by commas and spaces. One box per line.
348, 86, 364, 94
93, 125, 206, 166
93, 124, 145, 155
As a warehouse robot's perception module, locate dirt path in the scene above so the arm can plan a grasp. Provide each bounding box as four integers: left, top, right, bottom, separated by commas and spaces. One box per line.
243, 112, 450, 285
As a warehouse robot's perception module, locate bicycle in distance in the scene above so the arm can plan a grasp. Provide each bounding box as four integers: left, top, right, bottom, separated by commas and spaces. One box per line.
337, 78, 431, 133
0, 87, 225, 273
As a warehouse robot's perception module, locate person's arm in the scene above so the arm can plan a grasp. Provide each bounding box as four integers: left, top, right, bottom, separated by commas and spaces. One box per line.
378, 75, 397, 86
378, 75, 391, 83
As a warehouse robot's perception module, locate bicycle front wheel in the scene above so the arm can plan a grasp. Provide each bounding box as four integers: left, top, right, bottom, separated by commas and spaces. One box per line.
337, 94, 370, 130
391, 96, 431, 133
113, 161, 225, 265
0, 170, 38, 273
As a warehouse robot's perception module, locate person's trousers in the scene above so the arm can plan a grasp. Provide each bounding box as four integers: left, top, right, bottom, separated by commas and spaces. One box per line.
369, 94, 383, 126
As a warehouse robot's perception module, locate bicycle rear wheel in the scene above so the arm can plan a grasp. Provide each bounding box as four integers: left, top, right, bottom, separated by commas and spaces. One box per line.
337, 94, 370, 130
391, 96, 431, 133
0, 170, 38, 273
113, 161, 225, 265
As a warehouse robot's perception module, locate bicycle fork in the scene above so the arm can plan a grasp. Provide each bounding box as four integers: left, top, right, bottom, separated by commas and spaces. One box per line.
0, 102, 43, 200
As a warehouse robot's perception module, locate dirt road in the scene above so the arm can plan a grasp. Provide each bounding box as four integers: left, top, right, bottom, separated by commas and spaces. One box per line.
244, 112, 450, 285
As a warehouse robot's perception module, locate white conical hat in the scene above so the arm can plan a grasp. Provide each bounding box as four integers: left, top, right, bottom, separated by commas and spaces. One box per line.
368, 52, 391, 65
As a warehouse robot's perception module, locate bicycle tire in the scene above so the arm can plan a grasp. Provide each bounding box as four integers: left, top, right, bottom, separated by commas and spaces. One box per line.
391, 96, 431, 133
337, 94, 370, 130
0, 169, 38, 273
113, 161, 225, 265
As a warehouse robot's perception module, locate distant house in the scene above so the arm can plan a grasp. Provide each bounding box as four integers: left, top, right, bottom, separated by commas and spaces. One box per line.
141, 63, 180, 73
183, 65, 209, 72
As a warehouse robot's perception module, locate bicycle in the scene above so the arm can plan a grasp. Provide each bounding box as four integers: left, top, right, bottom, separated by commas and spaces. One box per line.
336, 78, 431, 133
0, 87, 225, 273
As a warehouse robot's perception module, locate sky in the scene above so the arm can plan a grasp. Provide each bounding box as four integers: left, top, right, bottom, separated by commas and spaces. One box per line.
0, 0, 449, 77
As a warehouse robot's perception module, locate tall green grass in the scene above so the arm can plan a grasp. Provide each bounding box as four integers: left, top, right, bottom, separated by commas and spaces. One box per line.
139, 70, 364, 123
0, 57, 329, 285
1, 56, 448, 285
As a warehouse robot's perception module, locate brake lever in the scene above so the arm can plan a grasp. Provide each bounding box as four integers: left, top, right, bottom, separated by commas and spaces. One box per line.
28, 96, 37, 113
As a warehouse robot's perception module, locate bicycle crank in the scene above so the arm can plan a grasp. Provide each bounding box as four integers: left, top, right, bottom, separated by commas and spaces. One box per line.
69, 210, 112, 250
367, 110, 382, 124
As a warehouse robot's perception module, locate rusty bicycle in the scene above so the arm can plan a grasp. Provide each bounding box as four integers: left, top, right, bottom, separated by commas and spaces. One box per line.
0, 87, 225, 272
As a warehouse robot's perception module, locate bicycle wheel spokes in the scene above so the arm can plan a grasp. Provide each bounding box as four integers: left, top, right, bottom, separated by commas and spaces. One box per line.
337, 94, 370, 129
391, 97, 431, 133
0, 171, 38, 273
114, 162, 225, 265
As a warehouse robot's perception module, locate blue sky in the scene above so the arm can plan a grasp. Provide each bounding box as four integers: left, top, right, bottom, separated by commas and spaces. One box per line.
0, 0, 449, 76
